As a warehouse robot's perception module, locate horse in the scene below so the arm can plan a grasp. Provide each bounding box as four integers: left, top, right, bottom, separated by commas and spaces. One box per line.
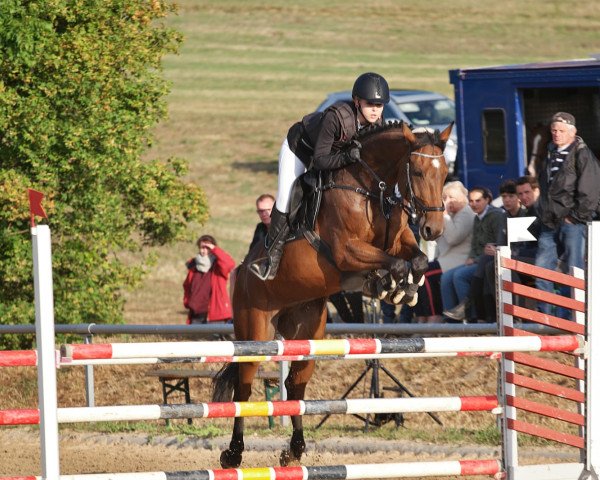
526, 122, 551, 177
213, 121, 453, 469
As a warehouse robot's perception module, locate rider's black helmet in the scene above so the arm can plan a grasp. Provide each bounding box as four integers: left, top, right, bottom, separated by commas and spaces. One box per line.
352, 72, 390, 104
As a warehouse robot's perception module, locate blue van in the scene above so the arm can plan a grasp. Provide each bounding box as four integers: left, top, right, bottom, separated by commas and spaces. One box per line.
449, 57, 600, 195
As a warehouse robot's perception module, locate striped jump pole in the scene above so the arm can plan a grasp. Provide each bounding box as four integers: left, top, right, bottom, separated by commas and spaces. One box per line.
62, 351, 501, 366
61, 334, 582, 361
0, 350, 38, 367
0, 459, 503, 480
0, 349, 501, 368
0, 395, 500, 425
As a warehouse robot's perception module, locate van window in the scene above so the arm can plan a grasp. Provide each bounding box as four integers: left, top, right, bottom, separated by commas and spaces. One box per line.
482, 109, 507, 164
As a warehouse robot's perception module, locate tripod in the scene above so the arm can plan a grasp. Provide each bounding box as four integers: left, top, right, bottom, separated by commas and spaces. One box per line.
316, 298, 443, 430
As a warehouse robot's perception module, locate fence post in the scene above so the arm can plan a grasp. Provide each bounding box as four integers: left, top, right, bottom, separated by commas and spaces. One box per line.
586, 221, 599, 475
84, 334, 95, 407
32, 225, 60, 480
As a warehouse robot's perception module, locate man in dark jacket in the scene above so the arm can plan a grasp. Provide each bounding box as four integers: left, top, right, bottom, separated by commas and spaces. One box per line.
535, 112, 600, 316
247, 193, 275, 256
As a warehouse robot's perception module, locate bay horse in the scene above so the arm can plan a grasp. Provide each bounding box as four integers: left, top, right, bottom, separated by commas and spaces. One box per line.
213, 121, 452, 468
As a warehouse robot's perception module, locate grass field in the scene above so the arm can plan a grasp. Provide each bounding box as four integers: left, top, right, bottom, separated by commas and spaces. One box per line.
125, 0, 600, 324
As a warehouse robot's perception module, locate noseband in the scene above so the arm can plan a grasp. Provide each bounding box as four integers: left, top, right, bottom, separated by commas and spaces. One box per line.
405, 151, 446, 220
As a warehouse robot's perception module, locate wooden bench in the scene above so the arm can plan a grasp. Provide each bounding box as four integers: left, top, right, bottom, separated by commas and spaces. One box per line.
145, 368, 281, 427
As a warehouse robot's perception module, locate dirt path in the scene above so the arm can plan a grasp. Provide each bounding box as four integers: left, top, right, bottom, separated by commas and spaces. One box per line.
0, 427, 577, 479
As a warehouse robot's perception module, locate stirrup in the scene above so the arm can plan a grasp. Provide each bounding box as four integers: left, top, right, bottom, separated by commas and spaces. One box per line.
249, 258, 272, 281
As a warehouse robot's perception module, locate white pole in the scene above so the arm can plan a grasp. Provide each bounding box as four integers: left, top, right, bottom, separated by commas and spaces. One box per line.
279, 360, 289, 427
498, 244, 518, 479
586, 222, 599, 476
33, 225, 60, 480
500, 216, 537, 479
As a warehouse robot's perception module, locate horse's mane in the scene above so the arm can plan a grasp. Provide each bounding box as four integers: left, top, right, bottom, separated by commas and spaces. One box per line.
355, 121, 444, 148
355, 120, 405, 141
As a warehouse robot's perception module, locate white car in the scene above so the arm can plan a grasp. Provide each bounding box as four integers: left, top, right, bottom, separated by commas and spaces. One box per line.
316, 89, 458, 174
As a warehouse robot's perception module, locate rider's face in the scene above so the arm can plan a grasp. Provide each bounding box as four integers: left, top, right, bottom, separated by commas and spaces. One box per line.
356, 99, 384, 125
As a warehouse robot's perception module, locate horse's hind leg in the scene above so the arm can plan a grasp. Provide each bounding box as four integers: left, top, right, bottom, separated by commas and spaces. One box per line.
278, 299, 327, 466
220, 361, 261, 468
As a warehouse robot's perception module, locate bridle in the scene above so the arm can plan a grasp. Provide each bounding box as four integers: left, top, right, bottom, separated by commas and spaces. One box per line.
322, 144, 445, 249
407, 150, 446, 219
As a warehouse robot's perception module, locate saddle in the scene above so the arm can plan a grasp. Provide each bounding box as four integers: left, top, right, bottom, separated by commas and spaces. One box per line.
286, 170, 337, 266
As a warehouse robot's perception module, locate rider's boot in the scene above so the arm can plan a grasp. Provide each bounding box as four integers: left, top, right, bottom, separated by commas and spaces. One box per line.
249, 207, 289, 281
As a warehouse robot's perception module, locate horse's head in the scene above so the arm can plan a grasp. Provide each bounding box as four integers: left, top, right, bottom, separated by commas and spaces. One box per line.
402, 122, 452, 240
349, 121, 452, 242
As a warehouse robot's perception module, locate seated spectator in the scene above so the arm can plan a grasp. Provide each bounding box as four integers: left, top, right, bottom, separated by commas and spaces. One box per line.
183, 234, 235, 324
477, 180, 527, 323
414, 181, 474, 324
442, 187, 504, 322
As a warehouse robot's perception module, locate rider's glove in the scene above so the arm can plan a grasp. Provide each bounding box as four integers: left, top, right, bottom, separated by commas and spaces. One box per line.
346, 140, 362, 163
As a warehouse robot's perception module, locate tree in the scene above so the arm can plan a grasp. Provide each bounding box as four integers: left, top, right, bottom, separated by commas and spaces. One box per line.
0, 0, 208, 349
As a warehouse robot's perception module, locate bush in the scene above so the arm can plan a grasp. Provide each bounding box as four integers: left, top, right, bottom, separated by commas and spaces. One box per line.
0, 0, 208, 349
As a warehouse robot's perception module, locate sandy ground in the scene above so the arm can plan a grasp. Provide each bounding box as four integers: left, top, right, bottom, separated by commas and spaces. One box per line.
0, 426, 578, 479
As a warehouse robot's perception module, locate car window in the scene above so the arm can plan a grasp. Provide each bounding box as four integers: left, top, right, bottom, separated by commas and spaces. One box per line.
383, 104, 402, 121
395, 99, 454, 126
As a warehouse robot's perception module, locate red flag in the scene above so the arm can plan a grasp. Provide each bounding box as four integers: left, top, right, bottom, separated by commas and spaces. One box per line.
28, 189, 48, 227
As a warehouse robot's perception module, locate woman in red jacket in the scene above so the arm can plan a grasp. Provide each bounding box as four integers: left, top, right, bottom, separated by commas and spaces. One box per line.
183, 234, 235, 324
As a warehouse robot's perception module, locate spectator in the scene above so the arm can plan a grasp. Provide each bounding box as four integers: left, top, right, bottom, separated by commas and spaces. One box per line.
477, 180, 527, 323
414, 181, 474, 324
183, 234, 235, 324
247, 193, 275, 257
514, 175, 541, 263
442, 186, 504, 322
535, 112, 600, 317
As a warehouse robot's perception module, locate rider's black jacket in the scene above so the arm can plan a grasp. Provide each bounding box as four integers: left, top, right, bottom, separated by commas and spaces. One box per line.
286, 101, 383, 170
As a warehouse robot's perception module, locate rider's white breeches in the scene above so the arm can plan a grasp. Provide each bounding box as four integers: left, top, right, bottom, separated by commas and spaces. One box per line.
276, 138, 307, 213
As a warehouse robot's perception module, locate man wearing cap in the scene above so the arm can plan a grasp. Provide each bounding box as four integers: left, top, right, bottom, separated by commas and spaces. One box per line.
535, 112, 600, 317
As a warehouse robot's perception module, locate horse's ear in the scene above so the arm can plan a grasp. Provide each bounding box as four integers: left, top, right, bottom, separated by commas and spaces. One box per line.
439, 122, 454, 145
402, 121, 416, 143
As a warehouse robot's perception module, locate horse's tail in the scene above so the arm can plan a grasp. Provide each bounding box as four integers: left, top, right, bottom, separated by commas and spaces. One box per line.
212, 363, 238, 402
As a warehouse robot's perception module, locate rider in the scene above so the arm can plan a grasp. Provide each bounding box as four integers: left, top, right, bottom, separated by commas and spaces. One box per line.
250, 72, 390, 280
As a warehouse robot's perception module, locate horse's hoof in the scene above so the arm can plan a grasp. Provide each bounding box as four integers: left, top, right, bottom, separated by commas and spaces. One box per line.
391, 289, 405, 304
407, 293, 418, 307
418, 275, 425, 287
220, 449, 242, 469
377, 287, 388, 300
280, 449, 301, 467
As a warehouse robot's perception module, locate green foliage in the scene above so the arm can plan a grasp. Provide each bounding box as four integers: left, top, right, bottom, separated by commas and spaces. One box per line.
0, 0, 208, 348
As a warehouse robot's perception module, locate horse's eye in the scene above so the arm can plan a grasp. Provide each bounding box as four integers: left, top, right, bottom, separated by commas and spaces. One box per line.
412, 170, 424, 178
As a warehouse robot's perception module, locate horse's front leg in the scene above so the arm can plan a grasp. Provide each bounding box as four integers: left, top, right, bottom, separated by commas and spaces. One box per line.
386, 227, 429, 305
342, 236, 422, 303
219, 362, 260, 468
